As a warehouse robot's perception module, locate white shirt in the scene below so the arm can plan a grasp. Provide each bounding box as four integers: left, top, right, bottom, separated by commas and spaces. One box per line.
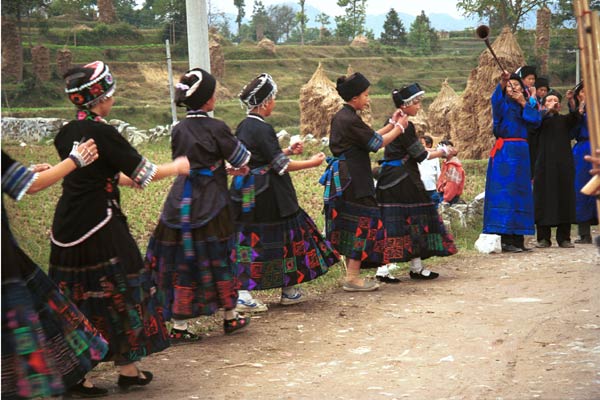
418, 155, 440, 191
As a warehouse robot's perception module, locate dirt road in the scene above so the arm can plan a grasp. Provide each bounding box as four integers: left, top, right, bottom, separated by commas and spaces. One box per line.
89, 244, 600, 400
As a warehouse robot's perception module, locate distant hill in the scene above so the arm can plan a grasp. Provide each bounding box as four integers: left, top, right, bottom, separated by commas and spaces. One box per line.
226, 3, 538, 37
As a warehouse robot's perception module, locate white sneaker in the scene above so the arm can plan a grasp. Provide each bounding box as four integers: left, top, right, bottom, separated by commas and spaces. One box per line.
280, 287, 307, 305
235, 297, 268, 313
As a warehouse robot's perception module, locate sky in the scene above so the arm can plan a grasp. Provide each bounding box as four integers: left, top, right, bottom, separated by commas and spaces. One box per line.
212, 0, 463, 18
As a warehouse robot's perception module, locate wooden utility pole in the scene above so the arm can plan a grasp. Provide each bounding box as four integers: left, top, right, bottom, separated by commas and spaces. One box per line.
186, 0, 211, 72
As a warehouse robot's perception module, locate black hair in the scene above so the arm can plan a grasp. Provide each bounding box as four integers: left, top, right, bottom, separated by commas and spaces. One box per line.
421, 135, 433, 146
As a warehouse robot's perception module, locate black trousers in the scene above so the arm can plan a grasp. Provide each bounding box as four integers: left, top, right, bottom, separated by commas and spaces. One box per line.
536, 224, 571, 243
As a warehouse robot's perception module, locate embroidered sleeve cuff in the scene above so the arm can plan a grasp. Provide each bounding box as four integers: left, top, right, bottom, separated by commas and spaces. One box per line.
367, 132, 384, 152
271, 152, 291, 176
131, 157, 158, 188
228, 141, 251, 168
2, 162, 37, 201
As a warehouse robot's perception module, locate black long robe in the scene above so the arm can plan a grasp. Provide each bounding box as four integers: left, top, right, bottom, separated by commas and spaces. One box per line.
531, 110, 580, 226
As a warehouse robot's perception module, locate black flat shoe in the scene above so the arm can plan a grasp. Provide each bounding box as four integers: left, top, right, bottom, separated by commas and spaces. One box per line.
574, 236, 592, 244
375, 274, 401, 284
502, 244, 523, 253
224, 315, 250, 335
409, 270, 439, 280
67, 382, 108, 398
117, 370, 153, 390
535, 239, 551, 248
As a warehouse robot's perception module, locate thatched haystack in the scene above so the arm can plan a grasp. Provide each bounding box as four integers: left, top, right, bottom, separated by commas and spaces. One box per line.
428, 79, 458, 138
210, 38, 225, 80
215, 81, 233, 101
410, 108, 430, 137
448, 27, 525, 159
351, 35, 369, 47
2, 19, 23, 82
535, 7, 551, 76
31, 45, 51, 82
257, 38, 276, 55
56, 49, 72, 77
299, 63, 344, 138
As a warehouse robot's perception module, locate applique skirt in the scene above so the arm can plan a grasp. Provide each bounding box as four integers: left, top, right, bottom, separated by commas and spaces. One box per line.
234, 209, 338, 290
2, 267, 108, 399
145, 208, 239, 320
324, 196, 387, 268
379, 202, 457, 262
376, 177, 457, 262
49, 216, 169, 364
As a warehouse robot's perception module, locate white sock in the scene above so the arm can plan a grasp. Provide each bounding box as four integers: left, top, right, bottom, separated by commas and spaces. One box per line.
224, 309, 237, 320
238, 290, 252, 301
410, 258, 423, 273
376, 265, 389, 276
172, 319, 188, 331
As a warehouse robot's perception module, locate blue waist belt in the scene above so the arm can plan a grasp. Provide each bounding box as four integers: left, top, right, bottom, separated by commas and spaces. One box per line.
380, 159, 404, 168
232, 164, 271, 213
181, 162, 221, 261
319, 154, 346, 205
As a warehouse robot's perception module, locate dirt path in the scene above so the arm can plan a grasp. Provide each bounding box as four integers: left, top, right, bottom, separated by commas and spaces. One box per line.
90, 244, 600, 400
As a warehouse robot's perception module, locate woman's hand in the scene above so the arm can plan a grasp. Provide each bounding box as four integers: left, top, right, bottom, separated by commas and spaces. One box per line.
29, 163, 52, 173
311, 152, 326, 166
227, 165, 250, 176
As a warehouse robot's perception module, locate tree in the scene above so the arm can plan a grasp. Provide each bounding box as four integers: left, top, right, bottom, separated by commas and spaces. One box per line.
380, 8, 406, 46
408, 10, 439, 55
267, 5, 295, 42
251, 0, 268, 41
234, 0, 245, 41
456, 0, 550, 32
335, 0, 367, 40
315, 12, 331, 41
296, 0, 309, 45
551, 0, 600, 27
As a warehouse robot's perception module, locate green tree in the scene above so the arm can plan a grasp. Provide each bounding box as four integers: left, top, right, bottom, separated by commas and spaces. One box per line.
315, 12, 331, 41
551, 0, 600, 27
296, 0, 309, 45
251, 0, 268, 41
456, 0, 550, 32
408, 10, 439, 55
268, 4, 296, 42
335, 0, 367, 40
234, 0, 245, 41
380, 8, 406, 46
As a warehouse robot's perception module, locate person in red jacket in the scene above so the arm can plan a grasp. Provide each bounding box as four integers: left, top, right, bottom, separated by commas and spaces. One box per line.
437, 140, 465, 205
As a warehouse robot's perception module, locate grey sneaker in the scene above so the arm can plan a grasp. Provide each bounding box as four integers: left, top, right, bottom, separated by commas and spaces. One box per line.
342, 280, 380, 292
280, 287, 307, 305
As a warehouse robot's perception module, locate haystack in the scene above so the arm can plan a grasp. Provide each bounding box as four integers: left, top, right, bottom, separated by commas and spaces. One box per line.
410, 108, 430, 137
56, 49, 72, 77
535, 7, 551, 76
209, 37, 225, 80
347, 64, 372, 127
299, 63, 344, 138
428, 79, 458, 138
2, 19, 23, 82
257, 38, 276, 55
215, 81, 233, 101
448, 27, 525, 159
351, 35, 369, 47
31, 45, 50, 82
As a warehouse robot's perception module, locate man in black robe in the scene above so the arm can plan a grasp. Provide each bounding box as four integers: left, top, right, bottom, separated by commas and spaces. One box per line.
531, 90, 581, 248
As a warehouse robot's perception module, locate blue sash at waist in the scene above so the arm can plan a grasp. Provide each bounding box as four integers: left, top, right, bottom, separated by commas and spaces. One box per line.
319, 154, 346, 205
232, 164, 271, 213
